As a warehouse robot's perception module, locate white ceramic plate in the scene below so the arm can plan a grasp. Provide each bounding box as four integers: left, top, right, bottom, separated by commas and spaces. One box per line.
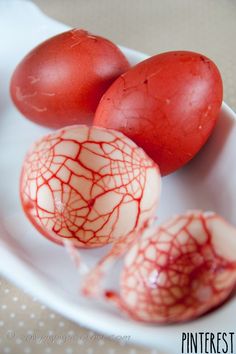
0, 1, 236, 353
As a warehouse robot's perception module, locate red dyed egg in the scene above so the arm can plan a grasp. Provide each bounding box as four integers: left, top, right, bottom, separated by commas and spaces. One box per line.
94, 51, 223, 175
10, 29, 130, 128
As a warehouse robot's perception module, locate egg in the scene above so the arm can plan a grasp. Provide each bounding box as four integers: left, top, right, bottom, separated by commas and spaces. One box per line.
94, 51, 223, 175
10, 29, 130, 128
105, 211, 236, 323
20, 125, 161, 247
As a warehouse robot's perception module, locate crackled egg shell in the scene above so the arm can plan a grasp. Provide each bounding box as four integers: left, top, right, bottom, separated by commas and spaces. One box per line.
106, 210, 236, 323
20, 125, 161, 247
94, 51, 223, 175
10, 29, 130, 128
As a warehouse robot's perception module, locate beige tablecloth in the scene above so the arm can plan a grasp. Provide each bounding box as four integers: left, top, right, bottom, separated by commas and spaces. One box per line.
1, 0, 236, 353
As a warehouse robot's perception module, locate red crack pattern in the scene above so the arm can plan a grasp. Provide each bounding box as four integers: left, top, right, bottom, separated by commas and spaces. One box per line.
82, 220, 152, 297
105, 210, 236, 323
20, 125, 160, 248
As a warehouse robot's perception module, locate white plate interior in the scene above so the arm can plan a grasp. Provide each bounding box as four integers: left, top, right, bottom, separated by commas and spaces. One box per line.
0, 1, 236, 353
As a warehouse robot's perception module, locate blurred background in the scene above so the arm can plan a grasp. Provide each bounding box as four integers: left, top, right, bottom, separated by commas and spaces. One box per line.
33, 0, 236, 111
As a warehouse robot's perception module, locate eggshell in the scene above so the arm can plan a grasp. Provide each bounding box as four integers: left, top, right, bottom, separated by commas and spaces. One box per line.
10, 29, 130, 128
94, 51, 223, 175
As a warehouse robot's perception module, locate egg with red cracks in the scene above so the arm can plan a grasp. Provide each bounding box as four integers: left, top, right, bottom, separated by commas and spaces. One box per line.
20, 125, 161, 248
105, 211, 236, 323
94, 51, 223, 175
10, 29, 130, 128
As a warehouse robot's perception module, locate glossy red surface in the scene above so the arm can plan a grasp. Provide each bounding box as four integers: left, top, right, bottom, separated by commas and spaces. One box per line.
94, 51, 223, 175
10, 29, 130, 128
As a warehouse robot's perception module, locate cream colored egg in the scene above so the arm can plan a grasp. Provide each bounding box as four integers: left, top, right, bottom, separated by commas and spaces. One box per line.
20, 125, 161, 247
